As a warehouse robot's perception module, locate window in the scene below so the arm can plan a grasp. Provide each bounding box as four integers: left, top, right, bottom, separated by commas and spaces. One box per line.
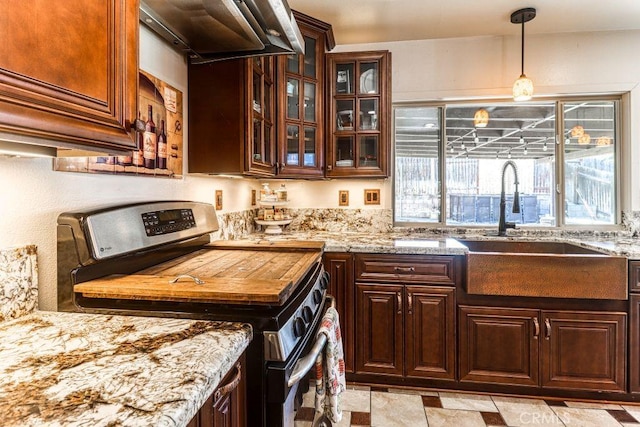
393, 98, 620, 228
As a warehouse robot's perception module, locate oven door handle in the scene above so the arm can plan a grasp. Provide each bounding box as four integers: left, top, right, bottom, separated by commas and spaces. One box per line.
287, 295, 335, 387
287, 333, 327, 387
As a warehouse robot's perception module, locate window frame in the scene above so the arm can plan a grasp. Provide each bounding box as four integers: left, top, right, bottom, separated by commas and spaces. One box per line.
392, 95, 626, 230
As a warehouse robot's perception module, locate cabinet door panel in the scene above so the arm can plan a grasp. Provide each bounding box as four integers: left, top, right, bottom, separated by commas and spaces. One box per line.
0, 0, 137, 152
324, 253, 355, 373
405, 286, 455, 380
355, 283, 403, 376
541, 310, 626, 392
631, 295, 640, 393
459, 306, 539, 386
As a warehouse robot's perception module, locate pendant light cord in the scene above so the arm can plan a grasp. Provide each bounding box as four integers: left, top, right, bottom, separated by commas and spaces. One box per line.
521, 20, 525, 76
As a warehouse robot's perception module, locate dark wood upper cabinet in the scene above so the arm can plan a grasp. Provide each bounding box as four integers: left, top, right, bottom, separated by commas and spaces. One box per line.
325, 50, 391, 178
0, 0, 138, 154
189, 57, 277, 176
275, 12, 334, 178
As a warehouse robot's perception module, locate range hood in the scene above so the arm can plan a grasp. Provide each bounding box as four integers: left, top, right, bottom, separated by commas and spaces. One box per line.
140, 0, 304, 63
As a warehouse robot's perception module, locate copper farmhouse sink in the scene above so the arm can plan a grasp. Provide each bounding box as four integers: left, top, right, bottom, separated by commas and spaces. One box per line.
458, 239, 628, 300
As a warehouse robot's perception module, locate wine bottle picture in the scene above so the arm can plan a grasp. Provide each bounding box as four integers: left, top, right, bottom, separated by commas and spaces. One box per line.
133, 111, 144, 167
143, 104, 156, 169
157, 119, 167, 169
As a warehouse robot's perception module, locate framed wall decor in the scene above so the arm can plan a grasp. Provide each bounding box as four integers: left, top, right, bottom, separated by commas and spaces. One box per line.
54, 70, 184, 178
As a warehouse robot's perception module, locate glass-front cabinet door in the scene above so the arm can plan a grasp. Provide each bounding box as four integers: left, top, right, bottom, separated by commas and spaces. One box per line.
326, 51, 391, 177
247, 56, 276, 175
276, 12, 333, 178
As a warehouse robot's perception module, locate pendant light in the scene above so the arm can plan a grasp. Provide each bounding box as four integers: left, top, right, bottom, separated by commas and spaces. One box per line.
473, 108, 489, 128
511, 8, 536, 101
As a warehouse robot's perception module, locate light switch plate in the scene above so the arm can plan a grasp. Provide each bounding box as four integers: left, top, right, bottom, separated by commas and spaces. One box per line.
339, 190, 349, 206
364, 189, 380, 205
215, 190, 223, 210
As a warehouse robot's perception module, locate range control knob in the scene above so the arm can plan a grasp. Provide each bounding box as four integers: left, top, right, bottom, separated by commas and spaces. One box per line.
302, 306, 313, 323
313, 289, 323, 304
293, 317, 306, 338
320, 271, 330, 289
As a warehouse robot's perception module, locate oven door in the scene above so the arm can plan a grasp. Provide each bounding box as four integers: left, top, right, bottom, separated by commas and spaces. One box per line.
265, 295, 335, 427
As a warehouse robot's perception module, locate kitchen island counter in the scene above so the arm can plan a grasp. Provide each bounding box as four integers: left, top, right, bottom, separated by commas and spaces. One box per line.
0, 310, 252, 427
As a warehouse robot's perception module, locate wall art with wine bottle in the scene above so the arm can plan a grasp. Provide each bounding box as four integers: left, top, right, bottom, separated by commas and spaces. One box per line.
54, 70, 184, 178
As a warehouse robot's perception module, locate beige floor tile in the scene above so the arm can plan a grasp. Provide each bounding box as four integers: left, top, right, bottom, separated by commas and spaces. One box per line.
621, 423, 640, 427
387, 387, 438, 396
425, 407, 486, 427
339, 388, 371, 413
302, 387, 315, 408
552, 407, 621, 427
439, 392, 498, 412
294, 421, 312, 427
347, 384, 371, 391
492, 396, 563, 426
564, 401, 623, 410
371, 391, 428, 427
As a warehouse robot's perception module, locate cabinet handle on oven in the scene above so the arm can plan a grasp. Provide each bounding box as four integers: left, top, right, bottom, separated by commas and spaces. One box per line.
169, 274, 205, 285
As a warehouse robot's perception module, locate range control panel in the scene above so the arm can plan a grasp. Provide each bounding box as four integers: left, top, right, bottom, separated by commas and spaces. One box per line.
142, 209, 196, 236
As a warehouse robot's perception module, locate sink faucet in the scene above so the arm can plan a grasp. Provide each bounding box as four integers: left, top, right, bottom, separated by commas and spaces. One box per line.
498, 160, 521, 236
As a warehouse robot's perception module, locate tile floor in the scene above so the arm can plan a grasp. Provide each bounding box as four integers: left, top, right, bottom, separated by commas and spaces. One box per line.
294, 384, 640, 427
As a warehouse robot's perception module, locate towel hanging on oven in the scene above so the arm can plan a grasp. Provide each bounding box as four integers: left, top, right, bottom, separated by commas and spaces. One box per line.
314, 306, 346, 423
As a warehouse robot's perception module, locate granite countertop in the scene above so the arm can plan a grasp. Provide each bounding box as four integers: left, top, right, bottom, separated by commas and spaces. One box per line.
244, 230, 640, 258
0, 311, 252, 427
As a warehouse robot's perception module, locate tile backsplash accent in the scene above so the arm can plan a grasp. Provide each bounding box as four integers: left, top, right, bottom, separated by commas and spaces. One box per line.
0, 245, 38, 322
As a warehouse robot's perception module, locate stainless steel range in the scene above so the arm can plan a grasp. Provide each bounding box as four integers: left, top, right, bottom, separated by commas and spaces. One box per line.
57, 201, 330, 426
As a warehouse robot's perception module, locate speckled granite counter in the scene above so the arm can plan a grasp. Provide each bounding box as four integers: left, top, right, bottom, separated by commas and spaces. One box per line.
244, 230, 640, 258
0, 311, 252, 427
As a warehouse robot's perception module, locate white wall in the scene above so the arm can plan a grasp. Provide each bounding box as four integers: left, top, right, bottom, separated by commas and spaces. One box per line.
3, 26, 640, 311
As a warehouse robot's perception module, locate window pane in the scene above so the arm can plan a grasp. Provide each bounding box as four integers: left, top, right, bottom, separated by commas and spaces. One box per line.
394, 106, 441, 223
563, 101, 616, 225
444, 103, 556, 226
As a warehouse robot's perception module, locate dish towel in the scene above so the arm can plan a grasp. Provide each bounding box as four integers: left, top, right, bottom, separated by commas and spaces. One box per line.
314, 306, 346, 423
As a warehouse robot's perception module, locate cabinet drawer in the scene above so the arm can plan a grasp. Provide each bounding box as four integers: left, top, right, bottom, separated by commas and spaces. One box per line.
355, 254, 455, 284
630, 261, 640, 293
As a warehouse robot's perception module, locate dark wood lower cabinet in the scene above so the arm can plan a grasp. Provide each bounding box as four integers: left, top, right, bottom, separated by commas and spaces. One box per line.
187, 354, 245, 427
459, 306, 539, 387
459, 306, 626, 392
631, 295, 640, 393
355, 281, 456, 380
356, 282, 404, 376
324, 253, 355, 373
405, 286, 456, 380
542, 310, 626, 392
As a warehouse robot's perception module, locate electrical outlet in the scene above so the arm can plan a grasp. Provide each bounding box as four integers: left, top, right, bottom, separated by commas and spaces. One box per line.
339, 190, 349, 206
364, 189, 380, 205
215, 190, 223, 210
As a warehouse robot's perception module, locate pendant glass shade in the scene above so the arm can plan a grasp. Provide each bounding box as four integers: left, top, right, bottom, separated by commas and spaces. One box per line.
473, 108, 489, 127
513, 74, 533, 101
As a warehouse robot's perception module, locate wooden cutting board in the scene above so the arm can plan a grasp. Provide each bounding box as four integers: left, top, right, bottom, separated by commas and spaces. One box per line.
74, 248, 322, 306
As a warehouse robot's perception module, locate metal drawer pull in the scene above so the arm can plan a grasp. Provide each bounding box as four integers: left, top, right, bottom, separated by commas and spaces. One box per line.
394, 266, 415, 273
214, 364, 242, 403
544, 318, 551, 339
407, 293, 413, 314
397, 292, 402, 314
533, 318, 540, 338
169, 274, 205, 285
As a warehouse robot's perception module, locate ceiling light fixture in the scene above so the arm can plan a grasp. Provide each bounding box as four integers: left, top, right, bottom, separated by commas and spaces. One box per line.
474, 131, 479, 144
473, 108, 489, 128
543, 141, 548, 151
511, 8, 536, 101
